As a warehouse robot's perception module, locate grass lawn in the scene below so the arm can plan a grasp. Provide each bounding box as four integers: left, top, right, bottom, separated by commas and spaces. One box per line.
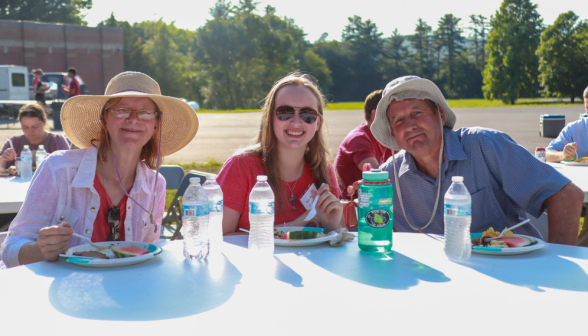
163, 158, 224, 210
195, 98, 582, 113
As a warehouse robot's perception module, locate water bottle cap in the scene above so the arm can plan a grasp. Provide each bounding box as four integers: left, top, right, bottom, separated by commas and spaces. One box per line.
452, 176, 464, 182
39, 145, 45, 149
362, 169, 389, 181
189, 177, 201, 184
23, 145, 29, 149
256, 175, 268, 182
206, 173, 217, 180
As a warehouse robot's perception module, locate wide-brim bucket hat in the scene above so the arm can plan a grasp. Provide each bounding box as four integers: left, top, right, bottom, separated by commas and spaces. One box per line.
371, 76, 456, 150
61, 71, 198, 157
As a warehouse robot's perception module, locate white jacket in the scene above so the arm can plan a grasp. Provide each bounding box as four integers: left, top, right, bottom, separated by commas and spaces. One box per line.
1, 146, 166, 268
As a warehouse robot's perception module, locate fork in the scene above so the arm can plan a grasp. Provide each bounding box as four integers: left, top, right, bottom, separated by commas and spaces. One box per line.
484, 219, 530, 241
73, 232, 104, 248
304, 183, 325, 222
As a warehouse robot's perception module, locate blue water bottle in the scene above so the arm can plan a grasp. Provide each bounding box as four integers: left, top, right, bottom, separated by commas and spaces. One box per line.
357, 169, 394, 253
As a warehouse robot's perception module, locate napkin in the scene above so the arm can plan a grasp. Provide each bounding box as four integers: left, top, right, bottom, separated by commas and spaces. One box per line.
329, 228, 355, 247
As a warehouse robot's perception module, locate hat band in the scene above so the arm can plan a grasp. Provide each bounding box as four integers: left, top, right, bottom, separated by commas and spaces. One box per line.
112, 88, 150, 94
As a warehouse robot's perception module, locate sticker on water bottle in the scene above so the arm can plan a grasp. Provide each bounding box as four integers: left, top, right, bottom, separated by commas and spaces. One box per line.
183, 203, 209, 217
358, 192, 372, 208
365, 209, 391, 228
209, 200, 223, 212
444, 204, 471, 216
249, 201, 274, 215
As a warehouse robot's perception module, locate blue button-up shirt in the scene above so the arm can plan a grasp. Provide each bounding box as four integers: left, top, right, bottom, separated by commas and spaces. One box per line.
547, 118, 588, 158
380, 127, 570, 237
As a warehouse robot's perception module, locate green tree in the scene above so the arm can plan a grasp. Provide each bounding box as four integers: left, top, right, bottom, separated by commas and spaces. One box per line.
302, 50, 333, 93
209, 0, 233, 19
312, 40, 355, 101
537, 11, 588, 103
435, 14, 464, 95
483, 0, 543, 104
342, 15, 385, 100
383, 29, 409, 81
410, 18, 435, 79
236, 0, 259, 13
468, 14, 489, 71
0, 0, 93, 24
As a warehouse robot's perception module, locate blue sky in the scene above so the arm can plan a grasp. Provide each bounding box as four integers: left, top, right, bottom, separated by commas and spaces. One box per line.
85, 0, 586, 42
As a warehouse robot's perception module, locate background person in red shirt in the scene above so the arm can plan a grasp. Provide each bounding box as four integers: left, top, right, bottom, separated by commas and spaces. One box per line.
334, 90, 392, 197
217, 73, 343, 234
61, 67, 80, 98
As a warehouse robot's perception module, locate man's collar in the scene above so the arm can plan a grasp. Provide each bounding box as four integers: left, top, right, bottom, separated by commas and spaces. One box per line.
398, 128, 466, 177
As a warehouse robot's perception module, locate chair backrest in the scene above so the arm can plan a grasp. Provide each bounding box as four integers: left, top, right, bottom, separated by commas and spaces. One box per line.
159, 165, 185, 190
0, 231, 7, 246
176, 170, 208, 197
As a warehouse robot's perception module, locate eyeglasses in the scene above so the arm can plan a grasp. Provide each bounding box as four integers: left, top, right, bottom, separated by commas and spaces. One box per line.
109, 108, 158, 120
107, 206, 121, 241
274, 105, 321, 124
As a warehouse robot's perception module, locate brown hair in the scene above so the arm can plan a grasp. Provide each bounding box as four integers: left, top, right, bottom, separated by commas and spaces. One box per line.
18, 104, 47, 123
241, 72, 334, 214
584, 86, 588, 99
91, 98, 161, 169
32, 68, 43, 75
364, 90, 383, 120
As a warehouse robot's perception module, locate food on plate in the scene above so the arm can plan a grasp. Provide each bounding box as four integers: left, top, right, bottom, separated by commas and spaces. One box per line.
110, 246, 150, 258
471, 226, 537, 248
274, 229, 285, 239
574, 157, 588, 163
73, 251, 109, 259
280, 231, 323, 240
493, 236, 535, 248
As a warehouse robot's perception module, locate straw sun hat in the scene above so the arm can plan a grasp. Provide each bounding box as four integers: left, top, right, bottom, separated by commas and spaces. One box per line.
371, 75, 456, 150
61, 71, 198, 157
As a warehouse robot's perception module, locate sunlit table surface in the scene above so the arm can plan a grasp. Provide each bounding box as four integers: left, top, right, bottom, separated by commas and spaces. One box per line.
547, 162, 588, 202
0, 176, 31, 214
1, 233, 586, 334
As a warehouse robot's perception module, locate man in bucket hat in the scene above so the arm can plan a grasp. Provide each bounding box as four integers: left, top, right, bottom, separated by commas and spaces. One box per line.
371, 76, 583, 245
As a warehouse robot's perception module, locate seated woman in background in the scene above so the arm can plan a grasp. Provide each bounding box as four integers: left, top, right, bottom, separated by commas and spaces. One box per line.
0, 104, 70, 172
0, 71, 199, 268
217, 73, 343, 235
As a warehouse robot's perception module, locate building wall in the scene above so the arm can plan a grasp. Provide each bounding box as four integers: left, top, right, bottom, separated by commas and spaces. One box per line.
0, 20, 124, 94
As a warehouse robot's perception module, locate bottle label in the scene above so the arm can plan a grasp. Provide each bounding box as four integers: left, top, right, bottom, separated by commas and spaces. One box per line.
183, 203, 209, 218
365, 209, 391, 228
249, 201, 274, 215
358, 192, 372, 208
209, 200, 223, 213
21, 156, 32, 162
444, 204, 471, 217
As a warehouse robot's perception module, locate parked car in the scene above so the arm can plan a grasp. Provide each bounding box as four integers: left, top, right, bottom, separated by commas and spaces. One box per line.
28, 72, 89, 100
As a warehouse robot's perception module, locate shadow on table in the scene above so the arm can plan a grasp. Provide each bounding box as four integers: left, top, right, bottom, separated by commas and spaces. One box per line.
460, 246, 588, 292
275, 245, 450, 290
224, 238, 303, 287
26, 253, 242, 321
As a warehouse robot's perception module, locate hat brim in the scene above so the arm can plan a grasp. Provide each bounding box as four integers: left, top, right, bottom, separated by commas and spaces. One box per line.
61, 93, 198, 157
371, 78, 456, 150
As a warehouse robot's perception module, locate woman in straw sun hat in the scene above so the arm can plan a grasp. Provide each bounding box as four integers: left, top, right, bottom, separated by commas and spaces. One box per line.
1, 71, 198, 268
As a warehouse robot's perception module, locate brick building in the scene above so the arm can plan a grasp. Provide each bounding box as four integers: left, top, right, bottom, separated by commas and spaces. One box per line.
0, 20, 124, 95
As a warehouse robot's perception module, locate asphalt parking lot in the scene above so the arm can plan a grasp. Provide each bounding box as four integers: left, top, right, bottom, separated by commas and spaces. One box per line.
1, 105, 585, 164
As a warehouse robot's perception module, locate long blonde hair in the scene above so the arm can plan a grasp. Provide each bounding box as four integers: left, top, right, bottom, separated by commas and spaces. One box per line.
241, 72, 334, 213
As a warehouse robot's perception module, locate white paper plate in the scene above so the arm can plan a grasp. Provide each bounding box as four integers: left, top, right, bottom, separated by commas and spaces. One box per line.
59, 241, 162, 267
471, 233, 545, 255
562, 161, 588, 166
274, 226, 337, 247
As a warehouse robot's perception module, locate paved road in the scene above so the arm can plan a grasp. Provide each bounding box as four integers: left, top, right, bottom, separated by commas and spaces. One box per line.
1, 105, 585, 164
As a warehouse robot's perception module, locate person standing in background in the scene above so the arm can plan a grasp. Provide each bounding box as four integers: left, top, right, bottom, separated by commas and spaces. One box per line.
334, 89, 392, 196
32, 69, 50, 112
61, 68, 80, 98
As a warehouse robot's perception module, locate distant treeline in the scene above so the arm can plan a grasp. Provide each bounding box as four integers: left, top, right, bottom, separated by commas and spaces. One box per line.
91, 0, 588, 109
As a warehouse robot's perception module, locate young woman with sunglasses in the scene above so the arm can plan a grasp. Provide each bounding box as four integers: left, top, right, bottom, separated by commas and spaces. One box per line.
217, 73, 343, 235
1, 72, 198, 268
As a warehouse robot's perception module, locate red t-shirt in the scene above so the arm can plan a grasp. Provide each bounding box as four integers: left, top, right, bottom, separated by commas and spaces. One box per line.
334, 122, 392, 196
91, 173, 127, 242
216, 153, 341, 232
68, 78, 80, 97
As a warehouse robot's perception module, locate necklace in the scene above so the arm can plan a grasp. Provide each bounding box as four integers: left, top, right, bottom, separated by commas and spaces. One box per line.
283, 164, 304, 209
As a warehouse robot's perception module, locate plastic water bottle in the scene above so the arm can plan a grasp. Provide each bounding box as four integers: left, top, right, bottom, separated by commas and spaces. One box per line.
182, 178, 210, 261
444, 176, 472, 262
20, 145, 33, 180
203, 174, 223, 256
35, 145, 47, 168
248, 175, 275, 256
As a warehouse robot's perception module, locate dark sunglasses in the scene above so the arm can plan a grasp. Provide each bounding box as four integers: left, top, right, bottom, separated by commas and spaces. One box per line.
107, 206, 121, 241
274, 105, 321, 124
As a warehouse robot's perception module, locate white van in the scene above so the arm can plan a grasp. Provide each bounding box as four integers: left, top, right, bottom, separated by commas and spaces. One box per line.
0, 65, 29, 101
